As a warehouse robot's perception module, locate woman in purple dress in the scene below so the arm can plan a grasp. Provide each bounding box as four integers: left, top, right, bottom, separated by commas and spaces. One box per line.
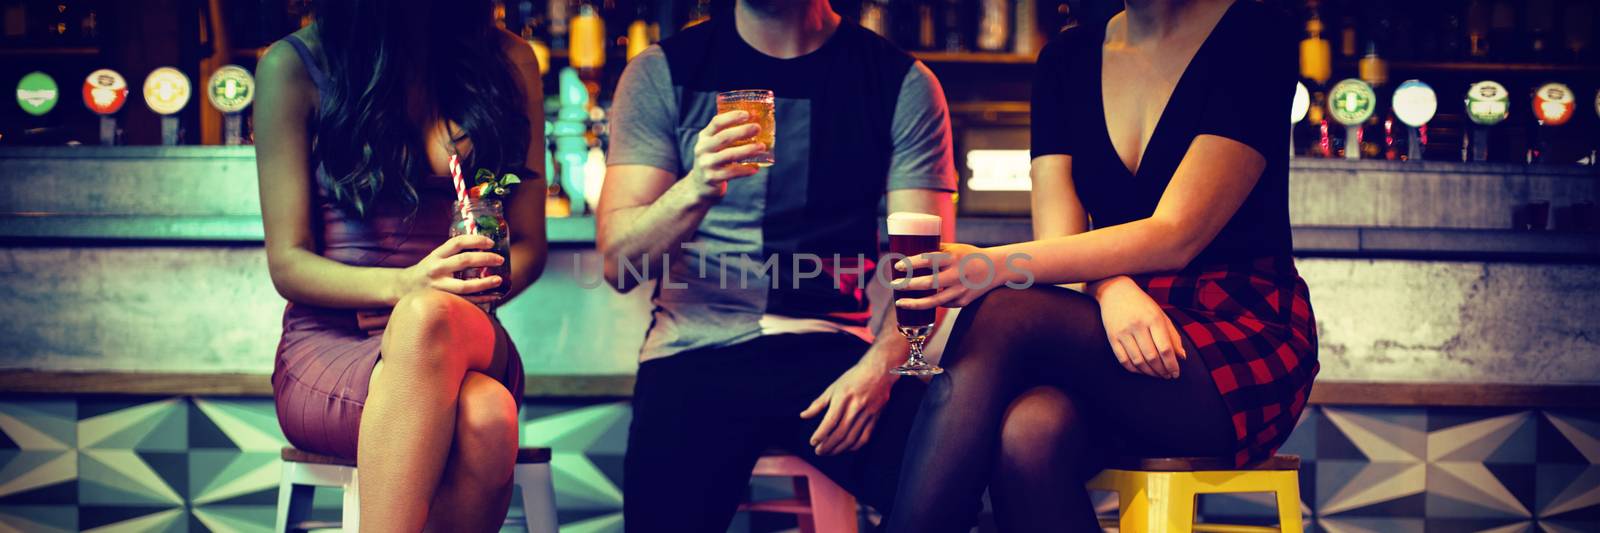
253, 0, 547, 529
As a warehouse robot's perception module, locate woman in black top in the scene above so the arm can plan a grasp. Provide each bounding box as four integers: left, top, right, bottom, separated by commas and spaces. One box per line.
887, 1, 1317, 531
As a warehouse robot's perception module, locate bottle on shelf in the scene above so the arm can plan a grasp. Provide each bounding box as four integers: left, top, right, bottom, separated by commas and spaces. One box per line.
568, 0, 606, 104
976, 0, 1010, 52
1562, 1, 1594, 63
915, 0, 939, 50
1300, 15, 1333, 87
1014, 0, 1042, 56
942, 0, 966, 52
861, 0, 890, 39
1300, 12, 1333, 158
626, 1, 658, 61
548, 0, 569, 51
1466, 0, 1490, 59
1357, 41, 1390, 159
1338, 14, 1357, 59
1438, 8, 1466, 61
1526, 0, 1555, 61
1488, 0, 1518, 61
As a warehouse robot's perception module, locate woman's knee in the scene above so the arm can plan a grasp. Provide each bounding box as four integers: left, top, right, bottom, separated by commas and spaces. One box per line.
382, 289, 494, 373
998, 387, 1084, 471
454, 372, 519, 466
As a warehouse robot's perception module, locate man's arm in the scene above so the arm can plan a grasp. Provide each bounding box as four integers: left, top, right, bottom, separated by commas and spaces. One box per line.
597, 164, 717, 292
801, 60, 959, 456
859, 60, 960, 370
595, 47, 765, 292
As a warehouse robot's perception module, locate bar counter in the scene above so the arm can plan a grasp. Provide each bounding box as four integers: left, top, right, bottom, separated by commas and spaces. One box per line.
2, 146, 1598, 399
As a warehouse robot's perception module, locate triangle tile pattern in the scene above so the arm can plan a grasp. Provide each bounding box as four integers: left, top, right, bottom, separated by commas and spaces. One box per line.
0, 397, 1594, 531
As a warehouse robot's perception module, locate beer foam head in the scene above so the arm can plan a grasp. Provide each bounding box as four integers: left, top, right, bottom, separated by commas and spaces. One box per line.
887, 212, 941, 235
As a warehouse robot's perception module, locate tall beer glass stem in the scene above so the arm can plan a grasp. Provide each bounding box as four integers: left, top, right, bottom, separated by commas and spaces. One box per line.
892, 324, 941, 376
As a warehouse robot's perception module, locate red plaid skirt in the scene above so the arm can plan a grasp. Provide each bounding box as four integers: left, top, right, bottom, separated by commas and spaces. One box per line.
1131, 255, 1318, 467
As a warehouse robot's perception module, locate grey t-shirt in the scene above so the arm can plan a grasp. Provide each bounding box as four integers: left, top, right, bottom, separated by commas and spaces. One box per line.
608, 30, 956, 362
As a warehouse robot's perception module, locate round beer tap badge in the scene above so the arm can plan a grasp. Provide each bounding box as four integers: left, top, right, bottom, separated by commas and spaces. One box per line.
1291, 81, 1310, 123
1391, 79, 1438, 128
1532, 82, 1575, 126
143, 67, 191, 116
16, 71, 59, 116
206, 65, 255, 114
1327, 79, 1376, 126
1465, 81, 1509, 126
83, 69, 129, 115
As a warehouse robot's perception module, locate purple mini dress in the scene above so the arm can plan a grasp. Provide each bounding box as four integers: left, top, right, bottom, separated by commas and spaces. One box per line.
271, 34, 524, 459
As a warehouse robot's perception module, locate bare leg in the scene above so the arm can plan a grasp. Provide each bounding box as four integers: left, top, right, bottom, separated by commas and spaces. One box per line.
992, 386, 1099, 532
358, 289, 495, 532
424, 371, 520, 533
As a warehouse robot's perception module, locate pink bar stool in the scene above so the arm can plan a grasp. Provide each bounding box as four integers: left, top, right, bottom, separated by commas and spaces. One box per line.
739, 451, 860, 533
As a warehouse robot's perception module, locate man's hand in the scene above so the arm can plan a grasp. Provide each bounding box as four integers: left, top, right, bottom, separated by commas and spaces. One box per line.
686, 110, 768, 200
800, 356, 898, 456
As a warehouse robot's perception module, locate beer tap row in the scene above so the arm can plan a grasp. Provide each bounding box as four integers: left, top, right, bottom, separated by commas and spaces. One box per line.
14, 66, 255, 146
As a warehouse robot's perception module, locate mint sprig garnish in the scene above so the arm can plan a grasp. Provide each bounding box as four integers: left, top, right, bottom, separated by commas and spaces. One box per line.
473, 168, 523, 198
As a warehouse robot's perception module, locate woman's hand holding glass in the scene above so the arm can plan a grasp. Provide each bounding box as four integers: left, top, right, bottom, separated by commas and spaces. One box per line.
390, 234, 506, 305
1091, 277, 1187, 379
893, 243, 1012, 310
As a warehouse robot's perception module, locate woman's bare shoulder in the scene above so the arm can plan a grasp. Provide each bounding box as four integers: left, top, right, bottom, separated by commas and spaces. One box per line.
256, 29, 319, 104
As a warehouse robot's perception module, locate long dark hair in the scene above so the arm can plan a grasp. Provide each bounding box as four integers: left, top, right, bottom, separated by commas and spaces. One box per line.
311, 0, 530, 216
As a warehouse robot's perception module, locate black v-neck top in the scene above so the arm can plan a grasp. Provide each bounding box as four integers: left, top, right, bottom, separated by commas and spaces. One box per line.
1031, 2, 1298, 268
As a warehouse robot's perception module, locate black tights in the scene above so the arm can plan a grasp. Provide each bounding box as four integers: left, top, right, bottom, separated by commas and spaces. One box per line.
887, 285, 1237, 533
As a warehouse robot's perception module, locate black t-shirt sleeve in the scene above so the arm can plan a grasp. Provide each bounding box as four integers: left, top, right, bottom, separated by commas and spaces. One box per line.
1193, 11, 1297, 159
1030, 34, 1080, 159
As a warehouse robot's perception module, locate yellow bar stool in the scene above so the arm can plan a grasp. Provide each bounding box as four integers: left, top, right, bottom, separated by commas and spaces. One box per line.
1087, 455, 1303, 533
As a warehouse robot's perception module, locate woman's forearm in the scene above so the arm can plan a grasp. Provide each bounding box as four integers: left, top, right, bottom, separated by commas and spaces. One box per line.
1086, 275, 1141, 300
993, 217, 1201, 287
268, 247, 405, 309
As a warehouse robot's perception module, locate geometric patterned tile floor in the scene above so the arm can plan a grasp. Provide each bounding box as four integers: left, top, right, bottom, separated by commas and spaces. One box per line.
2, 397, 1596, 532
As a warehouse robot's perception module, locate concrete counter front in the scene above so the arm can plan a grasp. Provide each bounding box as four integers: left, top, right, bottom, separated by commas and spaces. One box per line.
2, 146, 1598, 393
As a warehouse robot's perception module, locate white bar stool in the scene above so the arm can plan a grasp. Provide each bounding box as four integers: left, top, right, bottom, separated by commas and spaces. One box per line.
273, 446, 558, 532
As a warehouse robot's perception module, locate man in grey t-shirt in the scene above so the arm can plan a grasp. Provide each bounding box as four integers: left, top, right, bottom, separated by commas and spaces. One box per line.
597, 0, 955, 529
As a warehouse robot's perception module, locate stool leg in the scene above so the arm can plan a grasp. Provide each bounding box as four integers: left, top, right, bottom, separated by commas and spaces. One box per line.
804, 472, 858, 533
1118, 472, 1195, 533
1273, 472, 1304, 533
342, 469, 360, 532
793, 477, 817, 533
1115, 473, 1149, 533
1154, 473, 1195, 533
274, 463, 315, 533
514, 463, 559, 533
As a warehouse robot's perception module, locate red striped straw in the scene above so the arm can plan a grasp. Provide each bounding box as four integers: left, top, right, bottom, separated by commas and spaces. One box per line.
449, 154, 476, 234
